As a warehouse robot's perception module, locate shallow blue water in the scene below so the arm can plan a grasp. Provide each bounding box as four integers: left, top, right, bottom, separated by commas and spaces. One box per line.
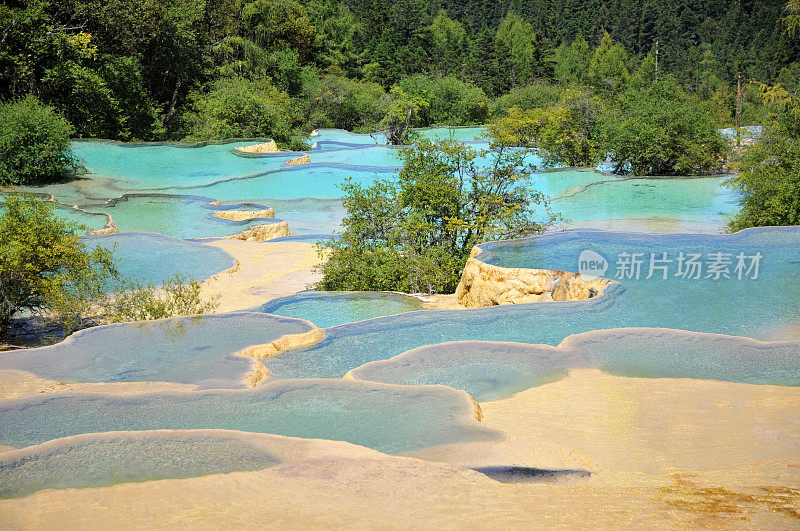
348, 341, 588, 401
258, 227, 800, 380
82, 195, 279, 239
0, 379, 502, 453
0, 313, 313, 388
346, 330, 800, 401
83, 232, 234, 283
72, 140, 293, 189
549, 176, 739, 227
0, 432, 283, 498
564, 328, 800, 385
257, 291, 425, 328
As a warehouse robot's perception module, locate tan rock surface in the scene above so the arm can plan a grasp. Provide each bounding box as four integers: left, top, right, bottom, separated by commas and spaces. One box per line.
235, 327, 324, 360
232, 140, 278, 154
455, 252, 611, 308
285, 154, 311, 165
224, 220, 291, 242
213, 208, 275, 222
201, 240, 325, 313
0, 369, 196, 402
1, 370, 798, 528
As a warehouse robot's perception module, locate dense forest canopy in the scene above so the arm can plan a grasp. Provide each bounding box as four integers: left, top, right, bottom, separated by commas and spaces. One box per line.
1, 0, 797, 144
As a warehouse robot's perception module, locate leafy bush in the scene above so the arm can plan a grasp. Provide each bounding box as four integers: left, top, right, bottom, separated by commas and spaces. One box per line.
397, 75, 489, 126
316, 137, 556, 293
303, 74, 385, 131
490, 81, 564, 116
181, 77, 301, 146
0, 96, 78, 185
599, 77, 728, 175
726, 80, 800, 232
491, 88, 602, 167
0, 194, 117, 334
107, 273, 220, 322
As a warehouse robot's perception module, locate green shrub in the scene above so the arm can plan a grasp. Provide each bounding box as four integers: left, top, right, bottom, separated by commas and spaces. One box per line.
0, 96, 78, 185
599, 77, 728, 176
491, 81, 565, 116
0, 194, 117, 334
397, 75, 489, 126
181, 77, 301, 145
107, 273, 220, 322
316, 137, 556, 293
304, 74, 385, 131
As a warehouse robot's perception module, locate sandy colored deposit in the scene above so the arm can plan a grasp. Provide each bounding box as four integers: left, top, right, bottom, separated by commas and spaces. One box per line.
200, 239, 325, 313
1, 369, 797, 528
0, 369, 197, 403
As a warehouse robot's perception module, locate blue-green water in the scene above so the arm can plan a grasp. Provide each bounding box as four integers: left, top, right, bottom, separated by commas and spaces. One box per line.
346, 330, 800, 401
83, 232, 234, 284
257, 227, 800, 380
72, 140, 294, 189
258, 291, 425, 328
0, 313, 314, 388
0, 431, 283, 498
1, 126, 794, 492
348, 341, 587, 401
82, 195, 279, 239
0, 379, 502, 453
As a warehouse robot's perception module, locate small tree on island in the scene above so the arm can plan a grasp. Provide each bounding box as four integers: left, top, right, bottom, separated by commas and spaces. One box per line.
599, 76, 728, 176
315, 137, 559, 293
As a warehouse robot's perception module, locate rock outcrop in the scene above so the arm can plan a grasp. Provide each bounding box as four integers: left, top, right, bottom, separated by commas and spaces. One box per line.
235, 327, 324, 360
213, 208, 275, 222
233, 140, 279, 154
285, 154, 311, 165
455, 247, 611, 308
224, 220, 290, 242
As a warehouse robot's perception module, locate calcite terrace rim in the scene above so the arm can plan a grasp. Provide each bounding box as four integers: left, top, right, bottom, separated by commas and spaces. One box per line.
0, 377, 502, 453
343, 328, 800, 396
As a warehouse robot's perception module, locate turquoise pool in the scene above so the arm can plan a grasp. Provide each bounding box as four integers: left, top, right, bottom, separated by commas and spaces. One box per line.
257, 227, 800, 380
83, 232, 234, 284
257, 291, 426, 328
0, 379, 502, 453
82, 195, 279, 239
0, 312, 314, 388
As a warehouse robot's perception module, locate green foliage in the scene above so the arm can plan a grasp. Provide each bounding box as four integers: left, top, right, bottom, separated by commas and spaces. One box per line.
303, 74, 385, 131
785, 0, 800, 35
726, 71, 800, 231
0, 96, 78, 186
495, 13, 553, 92
396, 75, 488, 126
316, 137, 556, 293
490, 81, 564, 116
586, 32, 630, 95
0, 195, 117, 334
726, 132, 800, 231
429, 11, 468, 77
553, 35, 590, 83
491, 89, 601, 167
379, 87, 429, 145
107, 273, 220, 322
181, 78, 300, 145
306, 1, 365, 76
599, 77, 728, 175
